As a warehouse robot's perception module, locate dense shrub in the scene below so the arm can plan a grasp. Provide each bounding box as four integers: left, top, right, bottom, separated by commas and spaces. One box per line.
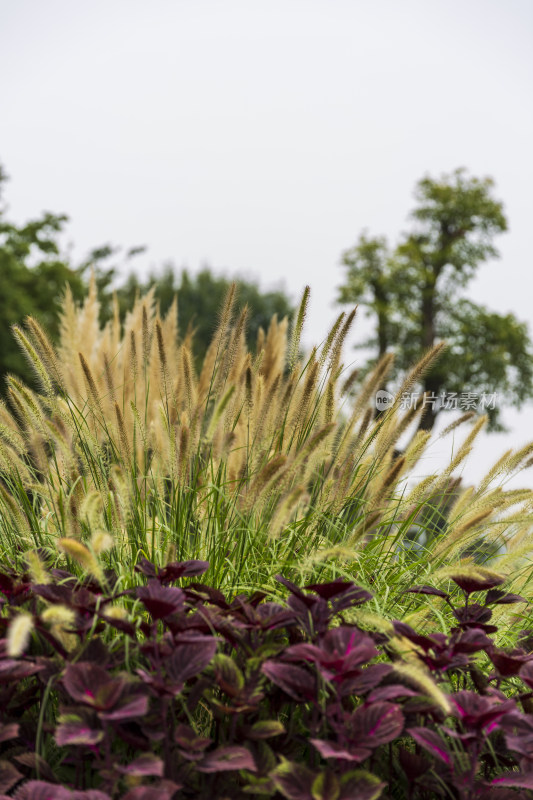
1, 556, 533, 798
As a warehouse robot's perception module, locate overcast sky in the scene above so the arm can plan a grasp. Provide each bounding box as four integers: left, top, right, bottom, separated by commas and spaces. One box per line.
2, 0, 533, 486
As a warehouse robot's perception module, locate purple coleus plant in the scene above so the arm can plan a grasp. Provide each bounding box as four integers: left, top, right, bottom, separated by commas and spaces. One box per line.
0, 557, 532, 798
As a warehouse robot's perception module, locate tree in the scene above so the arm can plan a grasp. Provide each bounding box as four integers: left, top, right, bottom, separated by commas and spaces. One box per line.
0, 163, 294, 385
0, 165, 85, 386
338, 169, 533, 431
110, 265, 294, 366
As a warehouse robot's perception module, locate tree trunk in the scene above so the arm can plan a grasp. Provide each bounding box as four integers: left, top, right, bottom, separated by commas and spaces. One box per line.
419, 280, 438, 431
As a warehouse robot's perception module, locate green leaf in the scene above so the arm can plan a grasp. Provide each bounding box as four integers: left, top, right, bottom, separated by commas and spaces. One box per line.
249, 720, 286, 739
340, 770, 385, 800
312, 771, 341, 800
212, 653, 245, 694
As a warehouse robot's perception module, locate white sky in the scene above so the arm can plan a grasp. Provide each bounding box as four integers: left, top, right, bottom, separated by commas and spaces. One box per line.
1, 0, 533, 486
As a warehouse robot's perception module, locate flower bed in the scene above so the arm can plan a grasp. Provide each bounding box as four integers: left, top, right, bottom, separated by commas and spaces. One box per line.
1, 556, 533, 798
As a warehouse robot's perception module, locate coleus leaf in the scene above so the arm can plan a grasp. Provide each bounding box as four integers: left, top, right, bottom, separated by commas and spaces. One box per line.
136, 582, 184, 620
262, 661, 316, 702
310, 771, 340, 800
0, 722, 19, 743
55, 719, 104, 747
452, 690, 515, 730
98, 694, 149, 721
120, 783, 181, 800
398, 748, 430, 781
367, 684, 419, 703
285, 626, 378, 681
339, 770, 385, 800
346, 702, 405, 749
408, 727, 451, 765
489, 649, 533, 677
167, 635, 218, 685
62, 663, 124, 710
520, 661, 533, 689
183, 583, 229, 609
134, 557, 158, 578
448, 572, 505, 594
305, 579, 357, 599
0, 659, 43, 683
0, 760, 23, 795
12, 781, 111, 800
114, 755, 164, 777
157, 560, 209, 583
12, 754, 55, 784
174, 724, 211, 760
270, 760, 315, 800
492, 773, 533, 789
212, 653, 245, 695
248, 720, 286, 739
485, 589, 527, 605
197, 745, 256, 773
305, 580, 373, 609
311, 739, 371, 763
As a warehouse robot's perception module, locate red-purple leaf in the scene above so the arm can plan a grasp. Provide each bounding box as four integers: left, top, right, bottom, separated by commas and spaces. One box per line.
114, 755, 164, 777
270, 760, 314, 800
367, 684, 419, 703
0, 761, 23, 795
121, 783, 181, 800
136, 582, 184, 619
305, 580, 373, 609
13, 754, 55, 784
408, 727, 451, 765
174, 724, 211, 760
490, 649, 533, 677
485, 590, 527, 605
11, 781, 73, 800
449, 573, 505, 594
493, 773, 533, 789
134, 557, 157, 578
98, 694, 149, 721
398, 748, 430, 780
63, 663, 124, 710
198, 746, 256, 773
55, 720, 104, 747
0, 660, 43, 683
520, 661, 533, 689
285, 626, 378, 682
262, 661, 316, 701
348, 702, 405, 748
0, 722, 19, 743
305, 579, 358, 599
452, 690, 514, 730
311, 739, 370, 763
158, 560, 209, 583
167, 636, 218, 685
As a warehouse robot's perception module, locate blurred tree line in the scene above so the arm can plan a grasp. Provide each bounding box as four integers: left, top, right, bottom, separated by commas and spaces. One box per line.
3, 161, 532, 435
0, 165, 293, 388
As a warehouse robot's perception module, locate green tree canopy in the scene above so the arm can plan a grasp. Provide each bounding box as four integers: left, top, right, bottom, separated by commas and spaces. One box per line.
0, 166, 85, 386
108, 265, 294, 366
0, 164, 294, 385
338, 168, 533, 431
